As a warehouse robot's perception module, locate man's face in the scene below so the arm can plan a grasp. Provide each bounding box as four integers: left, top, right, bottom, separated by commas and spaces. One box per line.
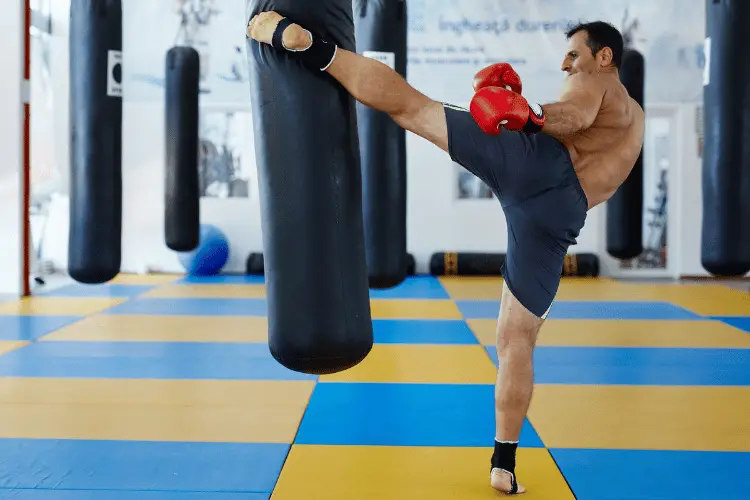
561, 31, 598, 75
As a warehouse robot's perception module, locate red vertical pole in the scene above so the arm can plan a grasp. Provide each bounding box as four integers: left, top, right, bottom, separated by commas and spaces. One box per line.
21, 0, 31, 296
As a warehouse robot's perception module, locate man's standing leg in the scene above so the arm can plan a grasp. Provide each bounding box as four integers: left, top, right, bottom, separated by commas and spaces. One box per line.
490, 281, 545, 494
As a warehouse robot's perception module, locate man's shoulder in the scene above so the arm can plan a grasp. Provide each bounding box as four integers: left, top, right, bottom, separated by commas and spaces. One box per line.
562, 72, 608, 100
630, 98, 646, 138
624, 96, 645, 126
629, 96, 645, 117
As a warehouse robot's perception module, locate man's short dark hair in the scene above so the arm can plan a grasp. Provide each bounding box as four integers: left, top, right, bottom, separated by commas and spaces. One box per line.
565, 21, 624, 69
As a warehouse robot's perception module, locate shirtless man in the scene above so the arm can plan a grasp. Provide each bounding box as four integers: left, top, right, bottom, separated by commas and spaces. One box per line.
247, 13, 644, 495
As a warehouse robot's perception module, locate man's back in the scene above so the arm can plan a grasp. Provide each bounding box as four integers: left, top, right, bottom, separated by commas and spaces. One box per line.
561, 73, 645, 208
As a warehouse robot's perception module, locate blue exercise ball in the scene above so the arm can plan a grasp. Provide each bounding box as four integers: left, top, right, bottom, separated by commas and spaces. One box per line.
178, 224, 230, 276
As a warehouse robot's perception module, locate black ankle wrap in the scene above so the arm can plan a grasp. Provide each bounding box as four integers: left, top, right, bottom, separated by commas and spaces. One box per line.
491, 440, 517, 473
508, 472, 519, 494
271, 18, 337, 71
491, 440, 520, 494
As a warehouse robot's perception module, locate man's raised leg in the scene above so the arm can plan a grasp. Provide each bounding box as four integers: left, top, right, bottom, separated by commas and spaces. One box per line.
490, 281, 545, 494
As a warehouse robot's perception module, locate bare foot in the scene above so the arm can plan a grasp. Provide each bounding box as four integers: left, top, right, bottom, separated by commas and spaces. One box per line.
491, 468, 526, 495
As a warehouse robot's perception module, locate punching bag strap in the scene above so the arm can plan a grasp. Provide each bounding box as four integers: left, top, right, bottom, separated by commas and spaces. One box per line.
272, 17, 338, 71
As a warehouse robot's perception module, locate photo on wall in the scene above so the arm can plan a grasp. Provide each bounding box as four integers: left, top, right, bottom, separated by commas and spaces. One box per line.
198, 110, 254, 198
455, 163, 495, 200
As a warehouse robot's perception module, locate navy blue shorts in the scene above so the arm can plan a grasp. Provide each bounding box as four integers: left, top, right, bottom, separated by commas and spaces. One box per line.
443, 103, 589, 318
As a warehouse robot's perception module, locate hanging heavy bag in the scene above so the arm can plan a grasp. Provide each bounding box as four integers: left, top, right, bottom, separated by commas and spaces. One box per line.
246, 1, 373, 374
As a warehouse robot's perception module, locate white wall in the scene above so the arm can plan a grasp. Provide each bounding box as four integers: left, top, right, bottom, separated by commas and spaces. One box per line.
36, 0, 711, 278
0, 0, 26, 294
31, 0, 69, 276
119, 102, 262, 273
41, 1, 262, 275
674, 103, 712, 277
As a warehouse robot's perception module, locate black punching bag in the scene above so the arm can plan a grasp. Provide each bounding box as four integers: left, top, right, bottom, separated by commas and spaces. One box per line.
606, 48, 644, 260
165, 47, 200, 252
246, 0, 373, 374
429, 252, 506, 276
355, 0, 408, 288
701, 0, 750, 276
68, 0, 123, 284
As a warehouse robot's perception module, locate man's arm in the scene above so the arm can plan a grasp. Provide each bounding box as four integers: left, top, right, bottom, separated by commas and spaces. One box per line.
248, 12, 449, 152
540, 73, 605, 138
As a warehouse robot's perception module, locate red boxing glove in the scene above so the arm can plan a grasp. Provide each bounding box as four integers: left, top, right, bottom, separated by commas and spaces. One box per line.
473, 63, 523, 94
470, 86, 545, 136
